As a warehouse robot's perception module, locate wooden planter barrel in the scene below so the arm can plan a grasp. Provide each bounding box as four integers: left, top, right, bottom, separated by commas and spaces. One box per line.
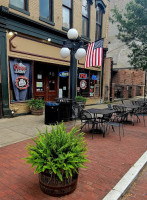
38, 171, 78, 197
31, 108, 43, 115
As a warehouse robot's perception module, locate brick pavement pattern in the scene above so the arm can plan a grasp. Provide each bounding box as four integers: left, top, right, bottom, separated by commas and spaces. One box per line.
0, 116, 147, 200
121, 165, 147, 200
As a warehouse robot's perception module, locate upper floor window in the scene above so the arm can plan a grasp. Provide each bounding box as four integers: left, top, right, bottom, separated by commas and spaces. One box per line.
62, 0, 72, 29
95, 6, 103, 40
39, 0, 53, 22
82, 0, 90, 38
10, 0, 27, 10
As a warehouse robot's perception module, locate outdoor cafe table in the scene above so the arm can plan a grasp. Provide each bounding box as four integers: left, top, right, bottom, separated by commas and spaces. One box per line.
115, 104, 140, 125
86, 108, 115, 137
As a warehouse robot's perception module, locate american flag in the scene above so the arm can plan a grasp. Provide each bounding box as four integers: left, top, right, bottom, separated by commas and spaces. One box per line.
84, 39, 103, 68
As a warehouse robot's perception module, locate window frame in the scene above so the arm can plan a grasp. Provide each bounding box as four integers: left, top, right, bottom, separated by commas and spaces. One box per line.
81, 0, 90, 39
39, 0, 54, 25
62, 0, 73, 31
9, 0, 30, 15
95, 6, 103, 41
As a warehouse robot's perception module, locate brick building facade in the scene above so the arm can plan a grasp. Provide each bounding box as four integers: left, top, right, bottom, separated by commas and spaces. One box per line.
112, 69, 145, 100
0, 0, 110, 117
107, 0, 146, 101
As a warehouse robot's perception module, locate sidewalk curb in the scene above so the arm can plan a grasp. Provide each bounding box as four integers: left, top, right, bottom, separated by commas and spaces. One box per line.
102, 151, 147, 200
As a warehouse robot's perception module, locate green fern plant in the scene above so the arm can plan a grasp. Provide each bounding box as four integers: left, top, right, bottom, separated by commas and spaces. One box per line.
28, 98, 44, 110
24, 122, 89, 181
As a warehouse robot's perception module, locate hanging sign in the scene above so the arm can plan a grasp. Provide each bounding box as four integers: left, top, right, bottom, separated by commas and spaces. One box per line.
15, 76, 29, 90
80, 80, 87, 90
59, 71, 69, 77
79, 73, 87, 79
14, 63, 27, 74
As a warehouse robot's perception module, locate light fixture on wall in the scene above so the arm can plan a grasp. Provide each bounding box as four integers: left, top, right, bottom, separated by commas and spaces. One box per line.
47, 38, 51, 42
8, 31, 14, 36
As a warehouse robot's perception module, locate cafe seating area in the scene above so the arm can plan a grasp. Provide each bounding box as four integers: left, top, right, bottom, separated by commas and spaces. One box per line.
74, 98, 147, 140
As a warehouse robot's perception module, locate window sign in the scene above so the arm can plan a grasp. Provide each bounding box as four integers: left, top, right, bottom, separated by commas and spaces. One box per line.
15, 76, 29, 90
37, 74, 42, 79
36, 82, 43, 88
59, 89, 63, 98
14, 63, 27, 74
63, 86, 66, 91
80, 80, 87, 90
92, 75, 97, 80
59, 71, 69, 77
79, 73, 87, 79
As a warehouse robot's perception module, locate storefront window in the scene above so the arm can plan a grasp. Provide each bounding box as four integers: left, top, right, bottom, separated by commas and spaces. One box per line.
59, 68, 69, 98
77, 68, 89, 97
90, 71, 100, 97
10, 58, 32, 102
77, 68, 100, 97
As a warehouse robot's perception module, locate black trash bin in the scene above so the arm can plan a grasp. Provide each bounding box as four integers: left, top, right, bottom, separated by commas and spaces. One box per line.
45, 102, 59, 125
56, 98, 72, 122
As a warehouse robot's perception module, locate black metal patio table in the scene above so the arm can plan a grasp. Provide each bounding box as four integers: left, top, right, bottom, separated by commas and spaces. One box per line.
86, 108, 115, 137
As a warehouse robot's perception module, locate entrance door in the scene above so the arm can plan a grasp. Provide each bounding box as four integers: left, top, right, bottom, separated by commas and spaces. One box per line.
34, 63, 58, 101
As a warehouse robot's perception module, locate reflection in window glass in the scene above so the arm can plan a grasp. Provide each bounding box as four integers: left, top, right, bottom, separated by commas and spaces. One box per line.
49, 80, 55, 90
82, 0, 89, 37
62, 0, 72, 29
82, 0, 88, 17
62, 0, 71, 8
40, 0, 52, 21
82, 17, 88, 36
63, 7, 70, 29
10, 0, 25, 9
95, 7, 103, 40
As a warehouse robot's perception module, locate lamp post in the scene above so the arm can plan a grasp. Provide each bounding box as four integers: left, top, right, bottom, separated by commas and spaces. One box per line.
60, 28, 86, 102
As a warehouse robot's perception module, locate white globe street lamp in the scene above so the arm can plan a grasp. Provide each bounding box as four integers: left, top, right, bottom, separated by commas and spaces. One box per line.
67, 28, 78, 40
60, 47, 70, 58
75, 48, 86, 60
60, 28, 86, 103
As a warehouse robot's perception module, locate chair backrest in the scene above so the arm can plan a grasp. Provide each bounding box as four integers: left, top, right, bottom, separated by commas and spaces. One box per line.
107, 104, 113, 110
113, 105, 126, 113
72, 103, 83, 118
80, 110, 92, 121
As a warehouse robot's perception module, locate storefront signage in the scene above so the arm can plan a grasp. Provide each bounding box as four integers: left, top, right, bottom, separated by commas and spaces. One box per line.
15, 76, 29, 90
59, 71, 69, 77
92, 75, 97, 80
79, 73, 87, 79
80, 80, 87, 90
14, 63, 27, 74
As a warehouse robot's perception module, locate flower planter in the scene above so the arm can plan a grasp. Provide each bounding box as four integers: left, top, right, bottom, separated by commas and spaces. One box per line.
31, 108, 43, 115
38, 171, 78, 196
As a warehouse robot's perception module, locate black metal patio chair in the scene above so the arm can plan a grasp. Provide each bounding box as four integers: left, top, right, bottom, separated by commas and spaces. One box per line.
104, 112, 128, 140
133, 105, 147, 126
80, 110, 101, 139
72, 103, 83, 126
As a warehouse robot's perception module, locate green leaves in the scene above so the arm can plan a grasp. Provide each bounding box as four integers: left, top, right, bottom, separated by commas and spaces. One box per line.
111, 0, 147, 69
28, 98, 44, 110
24, 122, 89, 181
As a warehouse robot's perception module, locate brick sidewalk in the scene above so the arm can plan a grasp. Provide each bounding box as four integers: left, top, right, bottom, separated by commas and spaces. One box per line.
121, 165, 147, 200
0, 118, 147, 200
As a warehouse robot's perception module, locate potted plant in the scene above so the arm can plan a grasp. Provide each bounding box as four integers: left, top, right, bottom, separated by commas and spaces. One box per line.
75, 96, 87, 105
28, 98, 44, 115
24, 122, 89, 196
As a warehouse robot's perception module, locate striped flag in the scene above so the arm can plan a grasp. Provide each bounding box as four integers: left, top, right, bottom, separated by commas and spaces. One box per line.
84, 39, 103, 68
